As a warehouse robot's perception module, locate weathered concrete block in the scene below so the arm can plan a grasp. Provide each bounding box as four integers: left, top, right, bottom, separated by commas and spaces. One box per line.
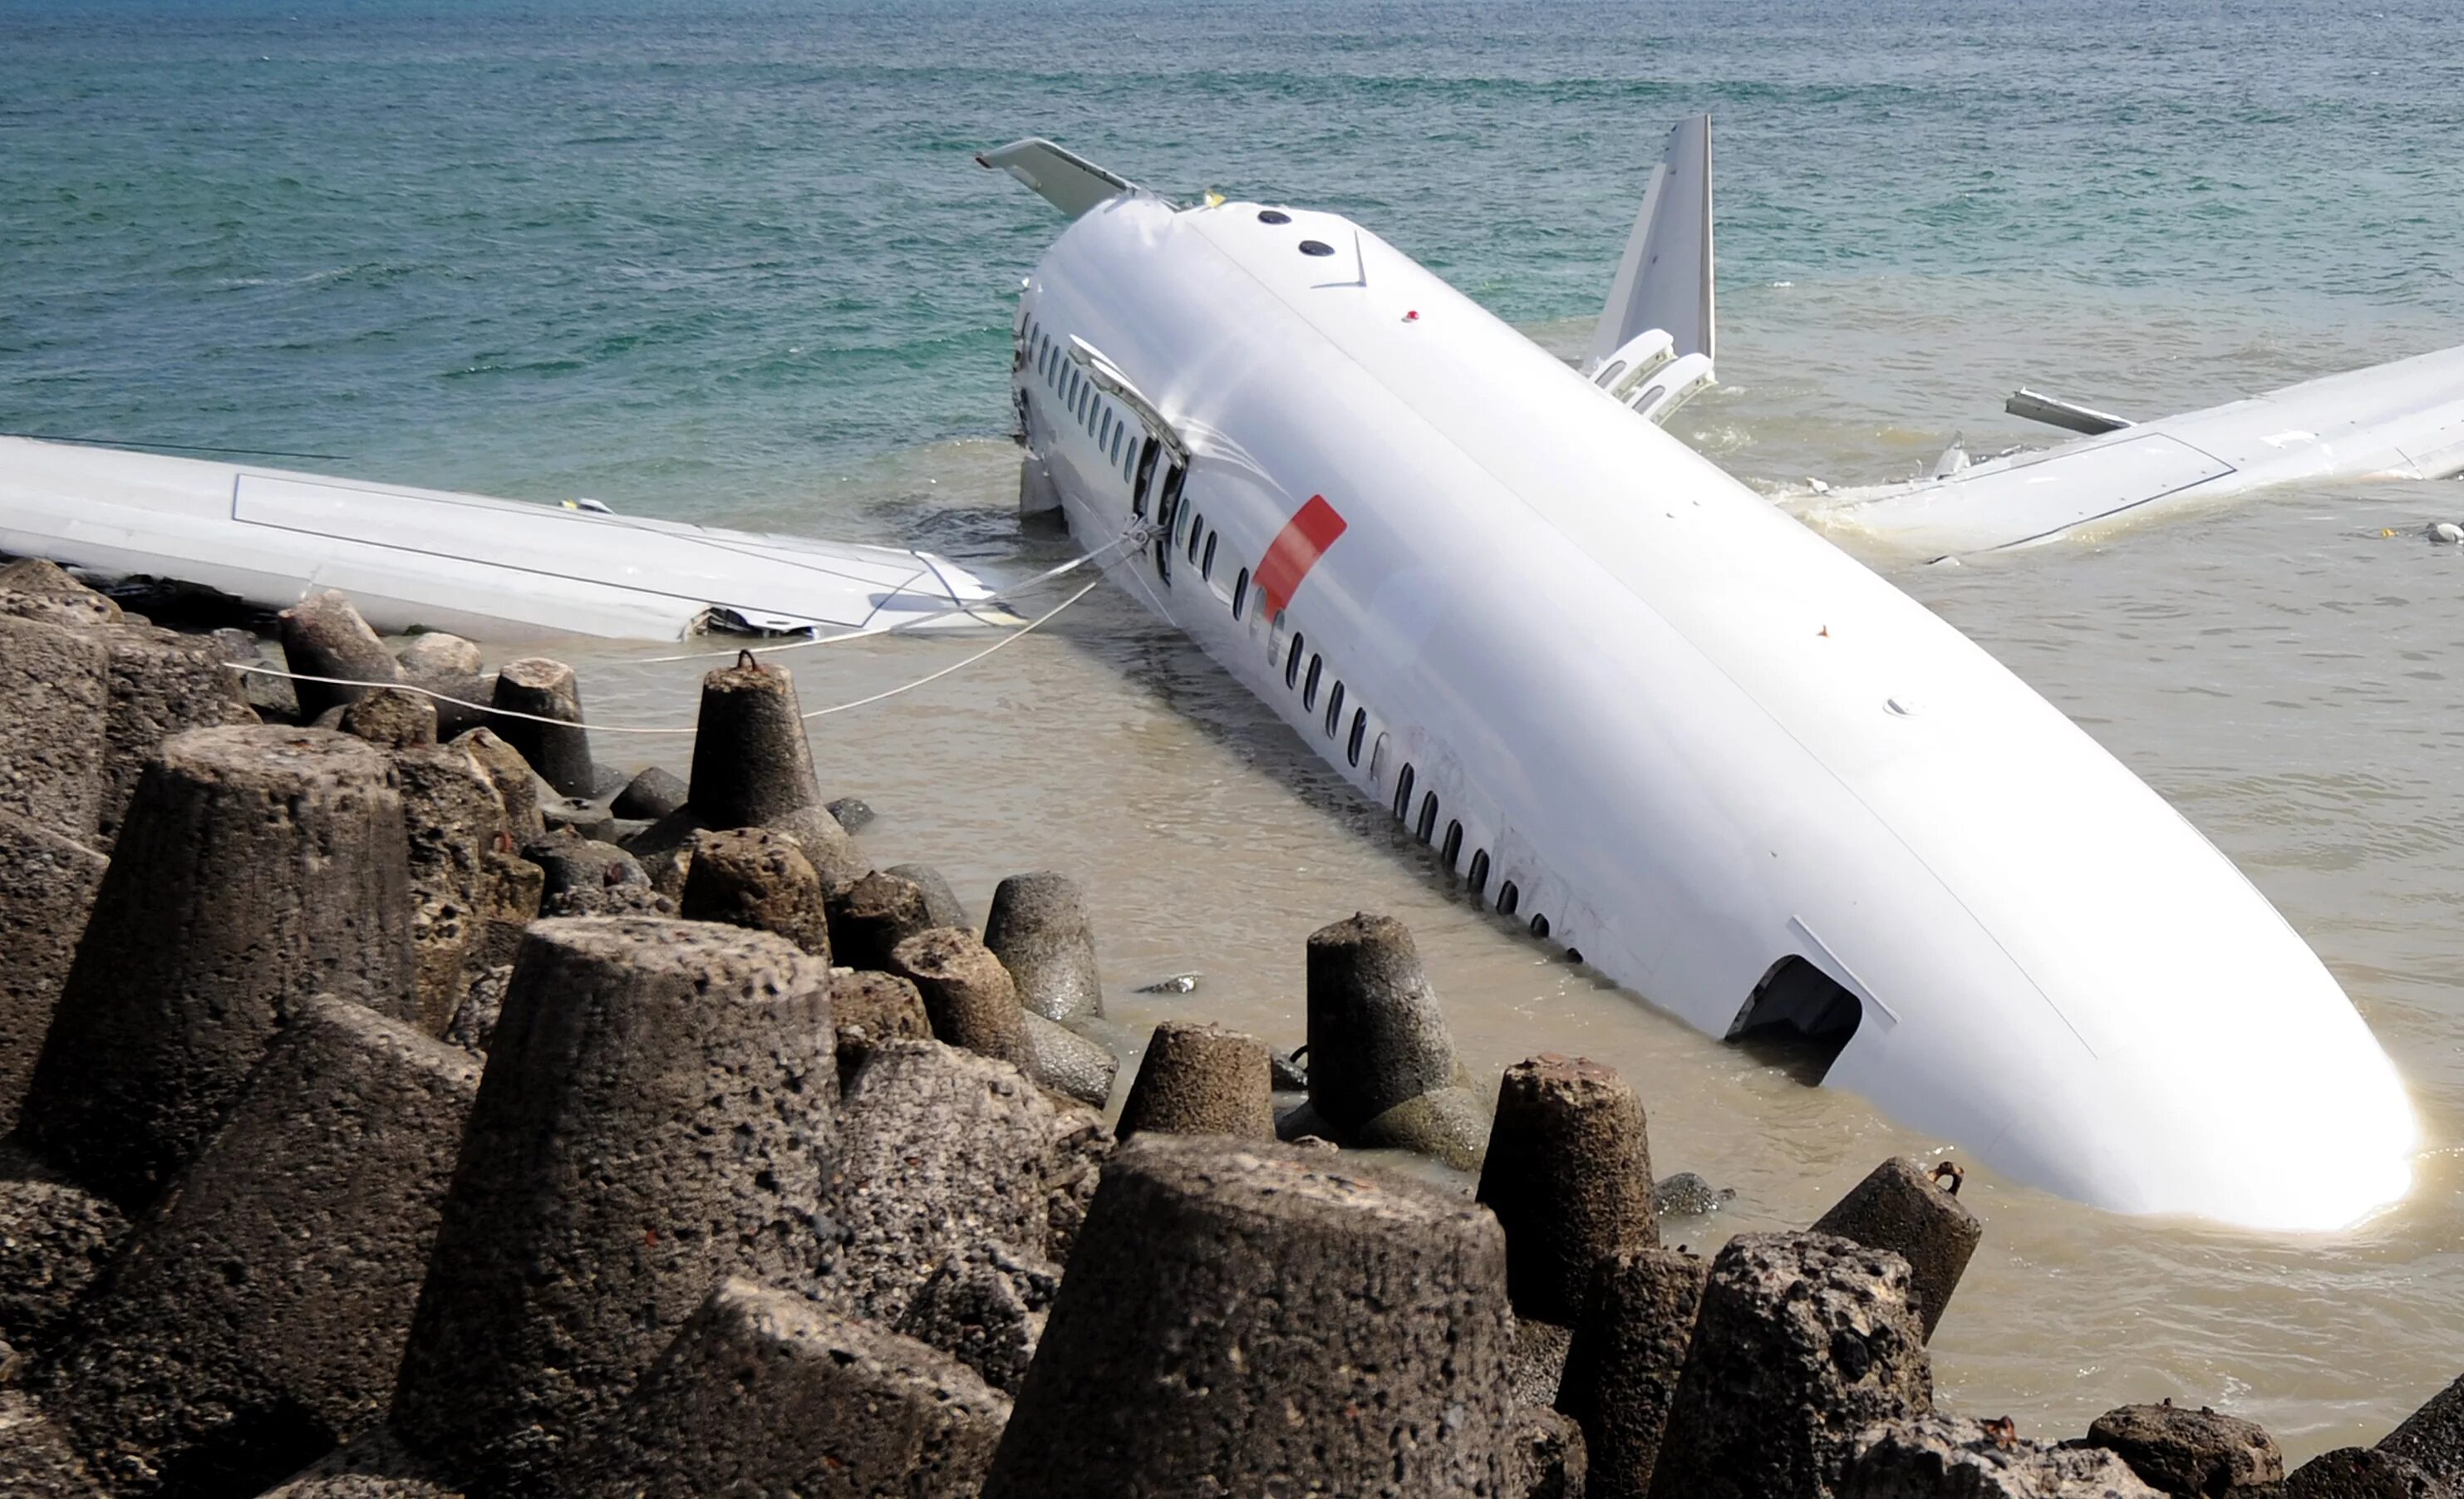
446, 727, 545, 842
981, 1135, 1517, 1498
1842, 1415, 2163, 1498
17, 727, 415, 1207
0, 559, 120, 624
97, 623, 259, 846
1814, 1157, 1983, 1343
0, 1148, 130, 1359
0, 813, 107, 1129
257, 1428, 460, 1498
337, 686, 437, 749
686, 655, 822, 828
829, 967, 932, 1084
826, 793, 874, 832
475, 850, 543, 971
1018, 1010, 1116, 1107
982, 871, 1103, 1022
566, 1278, 1009, 1499
42, 1000, 480, 1498
393, 633, 482, 679
524, 832, 671, 919
1555, 1246, 1710, 1499
677, 826, 830, 957
1306, 912, 1459, 1133
0, 615, 109, 842
2279, 1447, 2455, 1497
829, 1039, 1109, 1326
1647, 1231, 1932, 1499
1351, 1082, 1492, 1169
891, 928, 1030, 1069
390, 917, 835, 1493
888, 861, 969, 930
1509, 1406, 1589, 1499
2088, 1403, 2284, 1496
278, 591, 402, 722
829, 869, 935, 972
1116, 1020, 1274, 1140
0, 1388, 107, 1498
488, 657, 594, 799
1478, 1054, 1658, 1324
608, 764, 686, 821
895, 1244, 1060, 1395
2383, 1374, 2464, 1487
392, 745, 509, 1036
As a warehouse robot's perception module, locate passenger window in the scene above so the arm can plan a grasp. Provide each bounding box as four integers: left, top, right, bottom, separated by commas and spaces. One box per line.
1099, 410, 1111, 446
1347, 708, 1367, 765
1232, 568, 1249, 619
1325, 681, 1344, 736
1110, 426, 1124, 465
1302, 654, 1322, 710
1529, 912, 1551, 938
1201, 532, 1217, 581
1286, 632, 1306, 689
1441, 821, 1463, 872
1466, 849, 1489, 901
1497, 880, 1520, 917
1392, 762, 1415, 819
1416, 791, 1439, 844
1369, 732, 1389, 784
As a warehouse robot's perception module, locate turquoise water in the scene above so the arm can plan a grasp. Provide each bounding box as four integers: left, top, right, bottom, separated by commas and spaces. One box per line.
6, 0, 2460, 528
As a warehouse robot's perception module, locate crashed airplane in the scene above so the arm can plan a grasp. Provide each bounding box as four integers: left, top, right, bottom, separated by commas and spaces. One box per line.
983, 120, 2417, 1230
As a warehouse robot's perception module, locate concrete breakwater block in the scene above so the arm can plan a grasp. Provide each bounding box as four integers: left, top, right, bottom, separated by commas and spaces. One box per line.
891, 928, 1031, 1069
1477, 1054, 1659, 1325
1813, 1156, 1984, 1344
828, 1039, 1110, 1327
678, 827, 831, 958
2381, 1373, 2464, 1488
96, 623, 259, 847
982, 871, 1103, 1023
391, 745, 511, 1036
337, 687, 438, 750
609, 764, 685, 821
686, 655, 822, 829
888, 862, 968, 929
981, 1135, 1517, 1498
1555, 1247, 1710, 1499
1512, 1407, 1589, 1499
17, 726, 416, 1208
0, 1147, 131, 1360
1646, 1231, 1933, 1499
829, 968, 932, 1089
1299, 912, 1489, 1164
895, 1244, 1060, 1396
0, 559, 120, 628
0, 1388, 107, 1499
278, 591, 402, 723
829, 869, 936, 972
524, 832, 671, 919
42, 1000, 481, 1498
390, 917, 836, 1492
0, 812, 107, 1128
487, 657, 594, 799
393, 633, 482, 680
566, 1278, 1010, 1499
1116, 1020, 1274, 1141
448, 728, 545, 843
0, 614, 109, 842
2276, 1447, 2456, 1497
1840, 1414, 2163, 1498
1018, 1010, 1117, 1108
2087, 1402, 2284, 1495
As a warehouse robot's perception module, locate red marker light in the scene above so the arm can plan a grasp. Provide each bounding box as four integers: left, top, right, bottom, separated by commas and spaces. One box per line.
1404, 310, 1419, 322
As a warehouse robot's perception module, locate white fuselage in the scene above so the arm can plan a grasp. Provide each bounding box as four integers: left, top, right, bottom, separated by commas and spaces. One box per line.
1819, 344, 2464, 556
1016, 192, 2416, 1230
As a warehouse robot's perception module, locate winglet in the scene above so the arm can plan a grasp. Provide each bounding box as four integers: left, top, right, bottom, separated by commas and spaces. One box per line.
979, 138, 1139, 219
1587, 115, 1715, 371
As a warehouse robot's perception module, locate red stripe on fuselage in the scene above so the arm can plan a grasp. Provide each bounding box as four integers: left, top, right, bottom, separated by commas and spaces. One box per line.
1254, 494, 1347, 616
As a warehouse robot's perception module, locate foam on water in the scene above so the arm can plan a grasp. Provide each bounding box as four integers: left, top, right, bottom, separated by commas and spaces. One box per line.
10, 0, 2464, 1458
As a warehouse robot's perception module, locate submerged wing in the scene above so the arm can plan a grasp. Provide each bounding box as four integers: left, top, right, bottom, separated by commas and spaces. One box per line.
977, 138, 1139, 219
1588, 114, 1714, 371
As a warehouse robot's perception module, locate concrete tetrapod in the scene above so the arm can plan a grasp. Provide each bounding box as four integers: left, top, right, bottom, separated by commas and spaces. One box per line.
827, 968, 932, 1089
0, 614, 108, 841
1812, 1156, 1984, 1344
2380, 1374, 2464, 1489
982, 871, 1104, 1022
43, 1000, 480, 1498
391, 744, 511, 1036
1304, 912, 1460, 1133
278, 591, 401, 721
981, 1135, 1517, 1498
95, 622, 259, 847
566, 1278, 1009, 1499
488, 657, 594, 799
1477, 1054, 1659, 1325
0, 812, 107, 1128
829, 870, 936, 973
890, 928, 1030, 1070
1646, 1231, 1933, 1499
17, 726, 415, 1208
676, 827, 831, 958
1554, 1247, 1711, 1499
389, 917, 834, 1494
2086, 1403, 2284, 1496
887, 862, 969, 931
686, 655, 822, 828
1115, 1021, 1275, 1140
337, 687, 439, 750
1841, 1414, 2162, 1498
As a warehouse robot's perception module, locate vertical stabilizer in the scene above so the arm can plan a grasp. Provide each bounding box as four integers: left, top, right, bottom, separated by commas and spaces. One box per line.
1586, 115, 1714, 371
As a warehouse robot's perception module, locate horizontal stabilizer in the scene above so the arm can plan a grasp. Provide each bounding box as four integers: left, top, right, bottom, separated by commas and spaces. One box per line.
978, 138, 1138, 219
1588, 115, 1715, 371
2006, 387, 2134, 436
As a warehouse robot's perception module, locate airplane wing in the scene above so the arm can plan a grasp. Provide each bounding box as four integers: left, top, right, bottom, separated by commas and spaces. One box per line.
977, 138, 1140, 219
1584, 115, 1715, 425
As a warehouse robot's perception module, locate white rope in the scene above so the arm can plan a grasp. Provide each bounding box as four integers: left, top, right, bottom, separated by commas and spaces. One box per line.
800, 577, 1099, 719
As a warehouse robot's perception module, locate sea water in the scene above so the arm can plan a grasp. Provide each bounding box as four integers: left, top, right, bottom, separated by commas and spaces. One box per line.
8, 0, 2464, 1457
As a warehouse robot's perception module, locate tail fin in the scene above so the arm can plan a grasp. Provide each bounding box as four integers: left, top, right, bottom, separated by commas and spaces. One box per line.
978, 138, 1140, 219
1586, 115, 1714, 372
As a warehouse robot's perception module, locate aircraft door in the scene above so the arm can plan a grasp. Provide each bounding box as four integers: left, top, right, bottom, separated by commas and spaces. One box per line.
1130, 437, 1160, 518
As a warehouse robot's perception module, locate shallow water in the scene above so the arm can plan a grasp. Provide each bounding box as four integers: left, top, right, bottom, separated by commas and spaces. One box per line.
10, 0, 2464, 1459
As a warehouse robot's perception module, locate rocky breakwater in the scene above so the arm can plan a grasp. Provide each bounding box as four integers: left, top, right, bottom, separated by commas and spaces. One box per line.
6, 570, 2464, 1498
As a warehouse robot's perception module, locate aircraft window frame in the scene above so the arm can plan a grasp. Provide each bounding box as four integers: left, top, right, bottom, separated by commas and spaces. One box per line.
1467, 849, 1489, 902
1346, 706, 1367, 765
1099, 410, 1112, 447
1232, 568, 1249, 620
1324, 681, 1344, 737
1529, 913, 1551, 938
1441, 820, 1463, 872
1369, 732, 1389, 784
1302, 653, 1322, 710
1188, 513, 1206, 563
1393, 763, 1415, 820
1286, 633, 1306, 690
1497, 880, 1520, 917
1416, 791, 1439, 845
1201, 531, 1217, 582
1110, 425, 1125, 466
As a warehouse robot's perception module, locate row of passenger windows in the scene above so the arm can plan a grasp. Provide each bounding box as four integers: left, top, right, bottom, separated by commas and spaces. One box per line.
1022, 316, 1139, 485
1385, 763, 1550, 936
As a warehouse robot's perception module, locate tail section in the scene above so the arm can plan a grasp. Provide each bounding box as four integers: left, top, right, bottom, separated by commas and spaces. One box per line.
1586, 115, 1714, 419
